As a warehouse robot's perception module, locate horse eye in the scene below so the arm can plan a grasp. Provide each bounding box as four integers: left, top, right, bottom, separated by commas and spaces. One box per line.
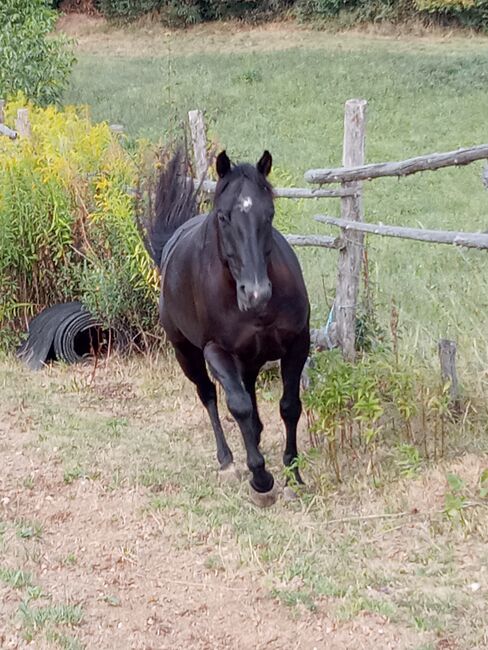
218, 211, 229, 223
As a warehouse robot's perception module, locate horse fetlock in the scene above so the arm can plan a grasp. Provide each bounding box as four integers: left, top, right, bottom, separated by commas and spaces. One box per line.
280, 398, 302, 423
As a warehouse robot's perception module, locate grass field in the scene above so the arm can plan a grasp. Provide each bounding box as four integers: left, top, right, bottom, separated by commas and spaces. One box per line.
62, 17, 488, 376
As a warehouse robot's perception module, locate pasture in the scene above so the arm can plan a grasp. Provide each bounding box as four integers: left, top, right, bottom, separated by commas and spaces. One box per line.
62, 17, 488, 377
2, 16, 488, 649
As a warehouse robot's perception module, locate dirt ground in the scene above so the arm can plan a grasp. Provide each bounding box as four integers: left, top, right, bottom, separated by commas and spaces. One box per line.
0, 454, 420, 650
0, 356, 462, 649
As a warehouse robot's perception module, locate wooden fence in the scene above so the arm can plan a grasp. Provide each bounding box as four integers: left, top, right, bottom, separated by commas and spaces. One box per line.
187, 102, 488, 363
3, 100, 488, 372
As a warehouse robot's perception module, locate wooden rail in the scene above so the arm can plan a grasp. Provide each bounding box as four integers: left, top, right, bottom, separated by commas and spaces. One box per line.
198, 178, 354, 199
305, 144, 488, 184
317, 216, 488, 250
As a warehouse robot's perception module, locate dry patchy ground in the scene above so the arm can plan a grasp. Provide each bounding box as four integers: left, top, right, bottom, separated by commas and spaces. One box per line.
57, 13, 488, 59
1, 355, 487, 649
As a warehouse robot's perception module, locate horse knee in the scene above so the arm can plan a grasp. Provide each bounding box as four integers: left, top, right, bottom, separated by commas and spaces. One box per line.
227, 392, 253, 422
280, 396, 301, 423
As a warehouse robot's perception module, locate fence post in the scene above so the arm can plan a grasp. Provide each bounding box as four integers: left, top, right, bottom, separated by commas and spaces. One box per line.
0, 99, 5, 124
335, 98, 367, 362
15, 108, 31, 139
188, 109, 208, 184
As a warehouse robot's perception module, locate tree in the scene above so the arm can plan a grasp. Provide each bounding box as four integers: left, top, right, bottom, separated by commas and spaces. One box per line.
0, 0, 75, 106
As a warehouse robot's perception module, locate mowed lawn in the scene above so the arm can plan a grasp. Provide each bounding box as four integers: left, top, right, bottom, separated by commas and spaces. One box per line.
63, 22, 488, 375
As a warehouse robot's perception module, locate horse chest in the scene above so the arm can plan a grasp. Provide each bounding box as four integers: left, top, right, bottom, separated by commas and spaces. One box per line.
225, 321, 288, 360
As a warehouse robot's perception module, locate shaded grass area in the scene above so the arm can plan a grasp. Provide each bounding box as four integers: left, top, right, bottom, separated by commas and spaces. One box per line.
63, 34, 488, 374
1, 356, 487, 648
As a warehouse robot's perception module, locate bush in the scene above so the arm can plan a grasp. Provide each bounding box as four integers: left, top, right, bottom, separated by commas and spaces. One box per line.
0, 0, 75, 106
414, 0, 488, 30
295, 0, 416, 24
95, 0, 295, 24
295, 0, 488, 28
303, 349, 454, 482
0, 98, 159, 350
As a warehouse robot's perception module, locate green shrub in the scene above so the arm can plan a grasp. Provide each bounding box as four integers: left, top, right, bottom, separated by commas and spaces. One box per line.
95, 0, 295, 24
0, 98, 159, 350
0, 0, 75, 106
295, 0, 488, 28
96, 0, 162, 20
303, 349, 454, 481
295, 0, 415, 23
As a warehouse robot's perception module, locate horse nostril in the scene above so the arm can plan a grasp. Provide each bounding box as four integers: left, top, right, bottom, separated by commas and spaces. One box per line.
239, 284, 246, 294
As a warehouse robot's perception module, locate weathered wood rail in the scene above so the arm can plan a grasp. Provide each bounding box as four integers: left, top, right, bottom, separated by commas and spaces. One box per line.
317, 216, 488, 250
305, 143, 488, 184
198, 176, 354, 199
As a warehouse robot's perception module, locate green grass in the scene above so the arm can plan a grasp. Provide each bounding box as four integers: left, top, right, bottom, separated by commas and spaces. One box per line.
0, 567, 33, 589
64, 34, 488, 374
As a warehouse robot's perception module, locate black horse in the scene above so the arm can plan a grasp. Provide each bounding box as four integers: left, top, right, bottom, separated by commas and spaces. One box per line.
146, 148, 310, 506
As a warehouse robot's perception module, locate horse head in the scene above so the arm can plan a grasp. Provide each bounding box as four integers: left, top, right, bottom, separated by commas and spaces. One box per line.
214, 150, 274, 312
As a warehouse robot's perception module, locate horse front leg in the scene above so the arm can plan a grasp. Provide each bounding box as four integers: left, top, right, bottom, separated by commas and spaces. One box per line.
280, 328, 310, 487
172, 339, 234, 473
204, 342, 276, 507
243, 367, 263, 447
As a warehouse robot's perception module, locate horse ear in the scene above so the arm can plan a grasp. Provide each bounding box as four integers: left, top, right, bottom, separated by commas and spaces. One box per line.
216, 150, 231, 178
257, 150, 272, 177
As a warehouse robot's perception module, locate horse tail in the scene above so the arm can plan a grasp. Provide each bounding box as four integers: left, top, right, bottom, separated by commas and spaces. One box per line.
145, 146, 198, 268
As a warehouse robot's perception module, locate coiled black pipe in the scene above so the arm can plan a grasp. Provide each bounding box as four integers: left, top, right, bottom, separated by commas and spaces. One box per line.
17, 302, 108, 370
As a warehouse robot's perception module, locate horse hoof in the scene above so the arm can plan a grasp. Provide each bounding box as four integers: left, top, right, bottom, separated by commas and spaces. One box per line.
219, 462, 241, 484
283, 486, 299, 502
249, 482, 278, 508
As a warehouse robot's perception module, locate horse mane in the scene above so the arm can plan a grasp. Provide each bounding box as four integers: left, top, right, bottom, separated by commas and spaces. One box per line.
214, 163, 273, 202
145, 146, 198, 267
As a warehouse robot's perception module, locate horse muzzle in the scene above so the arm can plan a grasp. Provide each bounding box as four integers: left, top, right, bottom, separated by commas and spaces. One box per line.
237, 280, 272, 312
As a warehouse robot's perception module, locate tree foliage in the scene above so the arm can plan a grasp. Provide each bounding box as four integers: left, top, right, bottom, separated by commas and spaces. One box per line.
0, 0, 75, 106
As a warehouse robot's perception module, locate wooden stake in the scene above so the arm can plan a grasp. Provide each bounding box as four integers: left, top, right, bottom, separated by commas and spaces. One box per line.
335, 99, 367, 361
188, 109, 208, 184
15, 108, 31, 139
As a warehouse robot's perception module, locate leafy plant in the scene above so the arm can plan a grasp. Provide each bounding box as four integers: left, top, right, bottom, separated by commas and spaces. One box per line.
479, 469, 488, 498
0, 0, 75, 106
0, 98, 159, 350
443, 472, 467, 523
304, 349, 457, 482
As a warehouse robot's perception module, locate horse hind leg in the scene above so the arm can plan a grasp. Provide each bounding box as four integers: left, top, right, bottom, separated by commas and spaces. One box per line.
280, 328, 310, 491
173, 339, 234, 472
